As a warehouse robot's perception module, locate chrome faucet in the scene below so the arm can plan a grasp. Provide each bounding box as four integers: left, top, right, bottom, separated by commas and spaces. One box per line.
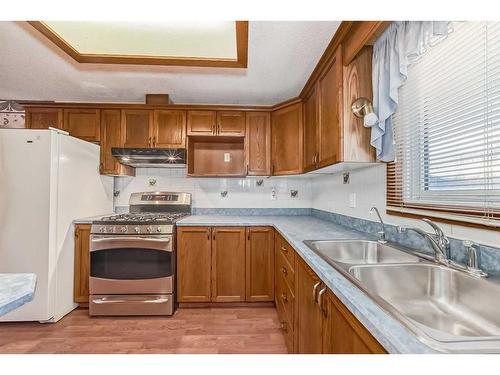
369, 206, 387, 244
397, 219, 450, 263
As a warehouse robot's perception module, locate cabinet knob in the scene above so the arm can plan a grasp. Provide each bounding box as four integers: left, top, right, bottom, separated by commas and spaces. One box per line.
281, 292, 288, 302
280, 321, 288, 333
281, 266, 287, 275
281, 246, 288, 253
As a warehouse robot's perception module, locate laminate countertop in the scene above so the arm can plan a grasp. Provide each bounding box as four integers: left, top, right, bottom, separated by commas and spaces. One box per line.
177, 215, 436, 353
0, 273, 37, 317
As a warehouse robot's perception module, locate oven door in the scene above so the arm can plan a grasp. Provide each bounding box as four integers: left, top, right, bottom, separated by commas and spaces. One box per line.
89, 235, 174, 295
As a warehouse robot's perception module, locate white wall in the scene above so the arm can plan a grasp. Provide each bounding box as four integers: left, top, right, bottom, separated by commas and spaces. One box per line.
311, 164, 500, 248
114, 167, 312, 209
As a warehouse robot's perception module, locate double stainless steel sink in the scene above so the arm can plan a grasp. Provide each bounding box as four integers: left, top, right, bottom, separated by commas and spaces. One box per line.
303, 239, 500, 353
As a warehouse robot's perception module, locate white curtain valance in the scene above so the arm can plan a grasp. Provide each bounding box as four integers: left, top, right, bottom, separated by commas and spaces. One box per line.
370, 21, 453, 162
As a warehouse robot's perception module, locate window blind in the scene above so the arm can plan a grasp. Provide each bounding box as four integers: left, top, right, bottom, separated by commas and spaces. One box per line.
388, 21, 500, 227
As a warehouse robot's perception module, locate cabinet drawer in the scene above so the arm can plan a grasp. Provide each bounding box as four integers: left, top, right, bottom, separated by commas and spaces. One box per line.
276, 269, 295, 326
276, 234, 295, 272
276, 293, 294, 353
276, 248, 295, 291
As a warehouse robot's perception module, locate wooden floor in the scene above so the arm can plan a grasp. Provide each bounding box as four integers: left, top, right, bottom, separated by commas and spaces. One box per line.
0, 307, 287, 354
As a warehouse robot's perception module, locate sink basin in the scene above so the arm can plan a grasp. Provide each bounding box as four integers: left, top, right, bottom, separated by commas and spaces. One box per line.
304, 240, 420, 268
349, 263, 500, 341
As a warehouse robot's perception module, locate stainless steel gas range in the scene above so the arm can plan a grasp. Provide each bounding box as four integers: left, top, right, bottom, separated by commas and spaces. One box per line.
89, 192, 191, 316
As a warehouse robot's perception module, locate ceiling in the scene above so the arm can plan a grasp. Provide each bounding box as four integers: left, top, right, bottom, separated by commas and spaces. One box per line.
0, 21, 341, 105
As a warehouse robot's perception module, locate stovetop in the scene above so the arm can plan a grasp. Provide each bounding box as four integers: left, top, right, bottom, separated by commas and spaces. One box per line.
97, 212, 189, 225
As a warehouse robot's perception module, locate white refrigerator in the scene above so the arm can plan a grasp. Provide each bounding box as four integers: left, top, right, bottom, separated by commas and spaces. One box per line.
0, 128, 114, 322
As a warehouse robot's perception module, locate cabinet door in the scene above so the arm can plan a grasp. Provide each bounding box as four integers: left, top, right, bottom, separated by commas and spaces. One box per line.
25, 107, 63, 130
318, 47, 343, 167
100, 110, 135, 176
245, 227, 274, 302
74, 224, 91, 303
271, 103, 303, 175
122, 109, 153, 148
187, 110, 216, 136
323, 290, 387, 354
64, 108, 101, 142
217, 111, 246, 136
153, 110, 186, 148
295, 258, 324, 353
245, 112, 271, 175
303, 85, 319, 172
211, 227, 246, 302
177, 227, 212, 302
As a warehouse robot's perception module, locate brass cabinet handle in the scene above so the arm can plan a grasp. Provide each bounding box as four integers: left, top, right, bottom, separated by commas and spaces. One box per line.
246, 164, 249, 175
148, 136, 151, 147
281, 266, 287, 275
312, 281, 321, 302
281, 292, 288, 302
280, 321, 288, 333
207, 229, 210, 240
315, 152, 320, 167
318, 287, 327, 316
152, 136, 156, 147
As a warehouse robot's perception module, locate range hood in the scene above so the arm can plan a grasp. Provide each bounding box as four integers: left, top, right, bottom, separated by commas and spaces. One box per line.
111, 148, 186, 168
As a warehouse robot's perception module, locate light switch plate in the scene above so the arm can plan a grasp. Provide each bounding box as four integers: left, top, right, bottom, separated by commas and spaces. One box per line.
349, 193, 356, 208
224, 153, 231, 162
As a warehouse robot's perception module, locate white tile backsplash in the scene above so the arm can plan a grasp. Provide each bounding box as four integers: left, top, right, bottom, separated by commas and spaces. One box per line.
114, 168, 312, 209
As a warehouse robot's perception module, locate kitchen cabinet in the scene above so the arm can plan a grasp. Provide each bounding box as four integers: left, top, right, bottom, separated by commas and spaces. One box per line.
177, 225, 275, 303
318, 46, 343, 167
245, 227, 274, 302
295, 257, 325, 353
177, 226, 212, 302
303, 86, 319, 172
74, 224, 91, 304
25, 107, 63, 130
63, 108, 101, 142
271, 102, 303, 175
153, 110, 186, 148
211, 227, 246, 302
216, 111, 246, 136
323, 289, 387, 354
99, 109, 135, 176
245, 112, 271, 175
121, 109, 154, 148
187, 110, 217, 136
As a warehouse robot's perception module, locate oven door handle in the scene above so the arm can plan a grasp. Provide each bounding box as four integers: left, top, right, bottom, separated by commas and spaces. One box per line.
91, 236, 170, 243
92, 296, 169, 304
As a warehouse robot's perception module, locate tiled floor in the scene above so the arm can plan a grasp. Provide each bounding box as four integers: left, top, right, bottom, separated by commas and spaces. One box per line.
0, 307, 287, 354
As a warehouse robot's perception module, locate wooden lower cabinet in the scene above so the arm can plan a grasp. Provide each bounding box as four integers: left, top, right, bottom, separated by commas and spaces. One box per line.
211, 227, 246, 302
246, 227, 274, 302
177, 227, 212, 302
177, 226, 274, 303
295, 257, 324, 354
74, 224, 91, 303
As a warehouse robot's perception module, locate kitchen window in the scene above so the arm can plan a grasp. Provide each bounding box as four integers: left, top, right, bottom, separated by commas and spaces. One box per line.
388, 21, 500, 227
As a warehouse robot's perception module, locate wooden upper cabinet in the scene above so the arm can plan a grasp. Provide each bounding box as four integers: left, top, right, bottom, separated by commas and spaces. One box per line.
245, 112, 271, 176
303, 85, 319, 172
318, 46, 343, 168
177, 227, 212, 302
187, 110, 217, 136
246, 227, 275, 302
211, 227, 246, 302
323, 290, 387, 354
100, 109, 135, 176
153, 110, 186, 148
122, 109, 154, 148
25, 107, 63, 130
74, 224, 91, 303
295, 258, 324, 354
217, 111, 246, 136
63, 108, 100, 142
271, 102, 303, 175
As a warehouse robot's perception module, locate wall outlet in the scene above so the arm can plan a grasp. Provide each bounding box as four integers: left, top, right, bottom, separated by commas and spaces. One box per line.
343, 172, 350, 184
290, 190, 298, 198
349, 192, 356, 208
271, 188, 277, 200
224, 153, 231, 162
220, 191, 228, 199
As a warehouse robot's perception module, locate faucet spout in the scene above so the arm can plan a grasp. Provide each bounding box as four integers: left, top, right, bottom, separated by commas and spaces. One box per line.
397, 224, 448, 263
369, 206, 387, 243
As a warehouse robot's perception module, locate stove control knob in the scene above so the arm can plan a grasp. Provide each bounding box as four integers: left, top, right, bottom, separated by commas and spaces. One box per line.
100, 227, 105, 233
120, 226, 127, 233
156, 227, 162, 233
146, 226, 152, 233
134, 226, 140, 233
